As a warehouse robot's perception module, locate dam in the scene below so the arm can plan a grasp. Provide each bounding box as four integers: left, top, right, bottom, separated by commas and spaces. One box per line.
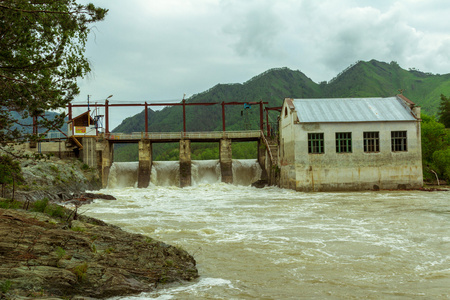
107, 159, 263, 188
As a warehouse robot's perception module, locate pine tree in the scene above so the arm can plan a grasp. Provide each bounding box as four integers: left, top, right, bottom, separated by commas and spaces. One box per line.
0, 1, 107, 146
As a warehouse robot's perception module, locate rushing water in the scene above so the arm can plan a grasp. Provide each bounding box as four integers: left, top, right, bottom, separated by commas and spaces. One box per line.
84, 161, 450, 299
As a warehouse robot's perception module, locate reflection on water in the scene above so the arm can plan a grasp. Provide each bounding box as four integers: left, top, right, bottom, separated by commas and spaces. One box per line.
84, 183, 450, 299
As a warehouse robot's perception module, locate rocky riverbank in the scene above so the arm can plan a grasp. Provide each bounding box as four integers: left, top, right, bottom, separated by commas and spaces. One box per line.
0, 205, 198, 299
0, 156, 199, 299
4, 156, 102, 203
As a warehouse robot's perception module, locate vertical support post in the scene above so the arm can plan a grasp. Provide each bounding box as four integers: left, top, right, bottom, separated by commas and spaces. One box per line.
179, 139, 191, 187
68, 103, 72, 122
138, 140, 152, 188
101, 140, 113, 188
266, 108, 270, 137
105, 99, 109, 135
32, 116, 38, 135
87, 95, 90, 126
145, 101, 148, 135
222, 101, 226, 131
259, 100, 264, 132
182, 99, 186, 133
220, 138, 232, 183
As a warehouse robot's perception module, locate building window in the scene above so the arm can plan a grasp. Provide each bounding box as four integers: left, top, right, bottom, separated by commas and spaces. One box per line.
336, 132, 352, 153
391, 131, 407, 151
308, 133, 324, 154
364, 132, 380, 152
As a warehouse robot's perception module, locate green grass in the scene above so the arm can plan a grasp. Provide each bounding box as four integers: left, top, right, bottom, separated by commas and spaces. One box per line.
0, 280, 12, 293
0, 199, 22, 209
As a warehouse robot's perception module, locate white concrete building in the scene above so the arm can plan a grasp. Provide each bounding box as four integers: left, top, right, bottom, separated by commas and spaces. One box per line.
278, 95, 423, 191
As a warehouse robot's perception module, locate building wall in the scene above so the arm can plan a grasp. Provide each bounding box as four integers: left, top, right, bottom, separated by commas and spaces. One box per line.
279, 115, 423, 191
278, 102, 299, 190
11, 141, 75, 158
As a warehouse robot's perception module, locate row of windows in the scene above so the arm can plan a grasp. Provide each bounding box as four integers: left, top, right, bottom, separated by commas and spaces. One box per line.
308, 131, 407, 154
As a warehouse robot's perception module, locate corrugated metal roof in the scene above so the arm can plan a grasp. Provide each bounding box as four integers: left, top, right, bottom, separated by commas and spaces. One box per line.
292, 97, 416, 123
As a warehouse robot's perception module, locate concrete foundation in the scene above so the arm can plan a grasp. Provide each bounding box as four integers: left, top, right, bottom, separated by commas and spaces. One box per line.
81, 137, 97, 168
220, 139, 233, 183
138, 140, 152, 188
179, 140, 192, 187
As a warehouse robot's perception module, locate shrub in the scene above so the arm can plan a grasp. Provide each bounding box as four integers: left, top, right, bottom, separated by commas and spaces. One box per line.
0, 280, 12, 293
432, 149, 450, 182
71, 263, 88, 281
55, 246, 66, 260
32, 198, 49, 213
47, 204, 65, 218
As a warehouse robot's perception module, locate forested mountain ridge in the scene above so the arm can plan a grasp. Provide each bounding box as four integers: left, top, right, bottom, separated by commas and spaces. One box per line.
112, 67, 319, 133
112, 60, 450, 134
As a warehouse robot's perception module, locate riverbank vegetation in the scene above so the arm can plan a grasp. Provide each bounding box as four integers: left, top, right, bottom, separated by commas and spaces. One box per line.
421, 95, 450, 184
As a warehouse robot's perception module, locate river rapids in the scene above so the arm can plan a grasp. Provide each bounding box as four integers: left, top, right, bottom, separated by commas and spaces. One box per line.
82, 160, 449, 299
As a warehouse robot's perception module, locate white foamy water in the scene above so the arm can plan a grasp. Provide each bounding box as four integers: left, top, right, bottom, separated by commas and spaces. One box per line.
87, 162, 450, 299
108, 159, 262, 188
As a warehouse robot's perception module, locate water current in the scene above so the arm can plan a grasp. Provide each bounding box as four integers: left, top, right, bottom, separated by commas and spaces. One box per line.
84, 160, 450, 299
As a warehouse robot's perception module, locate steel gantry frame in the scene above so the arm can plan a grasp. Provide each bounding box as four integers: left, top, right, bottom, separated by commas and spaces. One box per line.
67, 100, 271, 136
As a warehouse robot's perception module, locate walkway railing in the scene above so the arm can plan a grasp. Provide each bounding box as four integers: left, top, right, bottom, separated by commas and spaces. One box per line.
107, 130, 262, 141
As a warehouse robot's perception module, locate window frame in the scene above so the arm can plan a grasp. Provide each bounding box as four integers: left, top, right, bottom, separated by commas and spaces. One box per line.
363, 131, 380, 153
308, 133, 324, 154
335, 132, 352, 153
391, 131, 407, 152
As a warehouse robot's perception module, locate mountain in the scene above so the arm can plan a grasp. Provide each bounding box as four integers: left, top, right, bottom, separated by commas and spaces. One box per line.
10, 111, 68, 134
114, 67, 320, 133
112, 60, 450, 135
108, 59, 450, 161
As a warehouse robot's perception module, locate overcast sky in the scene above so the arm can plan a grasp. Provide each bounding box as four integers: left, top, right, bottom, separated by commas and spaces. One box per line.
73, 0, 450, 129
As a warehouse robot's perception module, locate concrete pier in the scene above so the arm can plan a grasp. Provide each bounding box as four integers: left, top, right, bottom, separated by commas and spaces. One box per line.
179, 139, 191, 187
257, 140, 268, 181
220, 139, 232, 183
138, 140, 152, 188
101, 141, 113, 188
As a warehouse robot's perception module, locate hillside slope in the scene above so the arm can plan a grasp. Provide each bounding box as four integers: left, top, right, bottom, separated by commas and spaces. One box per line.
324, 60, 450, 113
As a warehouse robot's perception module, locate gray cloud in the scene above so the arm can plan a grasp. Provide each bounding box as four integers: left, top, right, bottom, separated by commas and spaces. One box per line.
74, 0, 450, 128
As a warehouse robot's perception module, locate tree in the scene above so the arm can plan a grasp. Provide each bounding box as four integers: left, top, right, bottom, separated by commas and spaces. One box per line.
0, 155, 23, 200
421, 113, 450, 183
421, 114, 447, 163
437, 94, 450, 128
0, 0, 107, 146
